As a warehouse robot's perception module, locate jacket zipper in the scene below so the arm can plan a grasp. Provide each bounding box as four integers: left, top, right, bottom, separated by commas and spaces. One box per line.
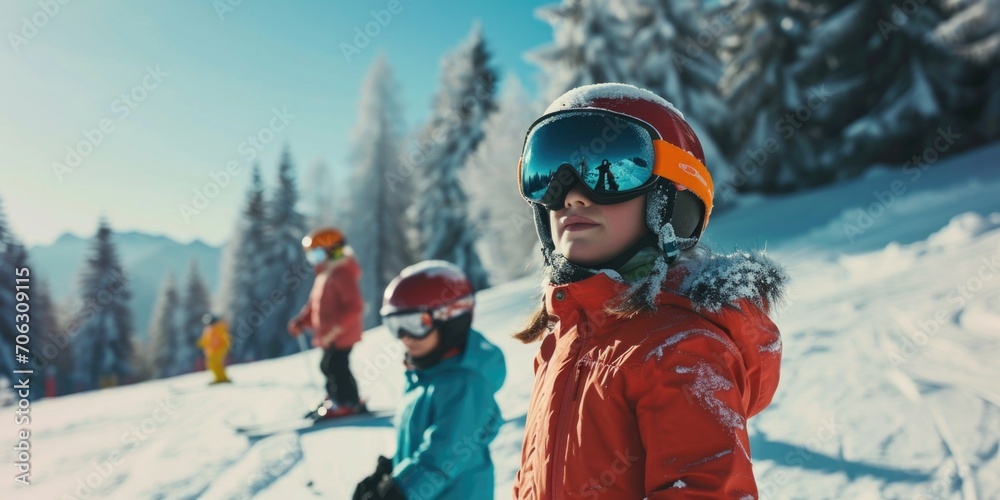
571, 362, 585, 402
572, 311, 590, 402
550, 310, 589, 499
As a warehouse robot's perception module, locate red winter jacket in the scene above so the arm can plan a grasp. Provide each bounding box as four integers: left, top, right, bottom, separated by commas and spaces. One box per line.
514, 254, 784, 499
289, 254, 364, 350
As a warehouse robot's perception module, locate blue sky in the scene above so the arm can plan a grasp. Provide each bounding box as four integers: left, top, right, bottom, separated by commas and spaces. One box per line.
0, 1, 552, 246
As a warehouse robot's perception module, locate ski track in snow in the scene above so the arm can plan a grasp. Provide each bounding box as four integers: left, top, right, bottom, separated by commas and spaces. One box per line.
881, 343, 979, 500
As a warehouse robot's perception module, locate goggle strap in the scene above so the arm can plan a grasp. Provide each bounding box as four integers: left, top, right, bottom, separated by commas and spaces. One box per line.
431, 296, 474, 322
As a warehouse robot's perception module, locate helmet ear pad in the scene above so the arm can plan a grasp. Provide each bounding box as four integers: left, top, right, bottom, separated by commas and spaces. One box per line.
437, 313, 472, 351
669, 188, 705, 242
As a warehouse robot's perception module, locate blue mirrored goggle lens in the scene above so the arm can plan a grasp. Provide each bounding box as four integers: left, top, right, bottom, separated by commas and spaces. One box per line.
521, 112, 657, 204
305, 248, 328, 265
384, 312, 433, 339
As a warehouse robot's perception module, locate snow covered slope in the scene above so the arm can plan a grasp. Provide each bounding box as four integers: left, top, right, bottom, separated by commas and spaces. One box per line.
3, 143, 998, 499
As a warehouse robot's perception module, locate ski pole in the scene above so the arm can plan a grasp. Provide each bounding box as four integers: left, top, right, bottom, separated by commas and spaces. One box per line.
296, 334, 326, 412
294, 335, 327, 493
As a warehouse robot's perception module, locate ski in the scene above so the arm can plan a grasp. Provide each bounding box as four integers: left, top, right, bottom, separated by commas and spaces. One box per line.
168, 381, 225, 394
168, 380, 263, 394
234, 410, 394, 441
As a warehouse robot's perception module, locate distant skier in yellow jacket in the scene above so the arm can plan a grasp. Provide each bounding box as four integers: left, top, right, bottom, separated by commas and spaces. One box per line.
199, 314, 231, 384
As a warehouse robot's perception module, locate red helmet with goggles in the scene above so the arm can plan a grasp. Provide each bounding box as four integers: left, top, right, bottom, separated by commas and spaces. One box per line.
518, 83, 714, 242
381, 260, 474, 339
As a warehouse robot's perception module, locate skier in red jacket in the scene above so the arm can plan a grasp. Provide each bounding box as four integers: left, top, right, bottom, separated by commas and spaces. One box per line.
288, 227, 366, 418
512, 83, 788, 498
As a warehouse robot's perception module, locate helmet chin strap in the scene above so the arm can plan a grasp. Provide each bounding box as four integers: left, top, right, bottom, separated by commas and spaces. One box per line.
648, 181, 681, 264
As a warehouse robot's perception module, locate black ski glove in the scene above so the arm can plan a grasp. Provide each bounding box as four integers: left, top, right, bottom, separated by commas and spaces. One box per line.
373, 476, 406, 500
354, 456, 405, 500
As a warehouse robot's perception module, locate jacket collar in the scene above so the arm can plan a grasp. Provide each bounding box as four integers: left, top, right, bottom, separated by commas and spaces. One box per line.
544, 272, 631, 338
314, 253, 354, 275
542, 249, 789, 337
404, 347, 463, 383
540, 261, 710, 338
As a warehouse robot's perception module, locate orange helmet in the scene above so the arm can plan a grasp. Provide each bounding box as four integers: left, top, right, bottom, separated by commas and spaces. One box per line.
302, 227, 346, 265
302, 227, 346, 250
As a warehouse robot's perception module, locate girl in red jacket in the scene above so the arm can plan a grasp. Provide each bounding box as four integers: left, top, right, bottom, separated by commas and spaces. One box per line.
288, 227, 366, 418
512, 83, 788, 499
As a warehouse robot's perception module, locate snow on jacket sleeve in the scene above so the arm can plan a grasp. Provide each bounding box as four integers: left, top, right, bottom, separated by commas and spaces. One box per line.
635, 325, 759, 499
392, 371, 499, 498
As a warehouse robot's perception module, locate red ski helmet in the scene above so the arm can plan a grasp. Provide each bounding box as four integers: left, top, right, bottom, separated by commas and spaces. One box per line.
522, 83, 714, 247
380, 260, 474, 318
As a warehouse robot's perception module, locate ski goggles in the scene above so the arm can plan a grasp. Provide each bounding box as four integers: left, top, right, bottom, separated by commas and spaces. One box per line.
383, 311, 435, 339
305, 248, 328, 266
383, 296, 474, 339
305, 246, 345, 266
518, 109, 714, 212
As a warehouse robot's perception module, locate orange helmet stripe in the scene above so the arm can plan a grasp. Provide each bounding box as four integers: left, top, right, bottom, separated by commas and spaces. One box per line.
652, 139, 714, 232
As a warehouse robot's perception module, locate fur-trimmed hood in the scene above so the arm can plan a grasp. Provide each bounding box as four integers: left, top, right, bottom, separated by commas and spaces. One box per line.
674, 249, 788, 313
570, 245, 790, 319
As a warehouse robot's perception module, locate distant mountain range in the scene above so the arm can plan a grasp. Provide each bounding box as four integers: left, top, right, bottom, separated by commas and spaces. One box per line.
28, 231, 223, 341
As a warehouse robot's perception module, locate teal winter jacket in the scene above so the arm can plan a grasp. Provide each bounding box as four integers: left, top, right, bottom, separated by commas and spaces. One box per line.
392, 329, 506, 499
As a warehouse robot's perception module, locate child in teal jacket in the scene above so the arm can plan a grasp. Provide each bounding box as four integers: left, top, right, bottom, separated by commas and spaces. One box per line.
354, 261, 506, 500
